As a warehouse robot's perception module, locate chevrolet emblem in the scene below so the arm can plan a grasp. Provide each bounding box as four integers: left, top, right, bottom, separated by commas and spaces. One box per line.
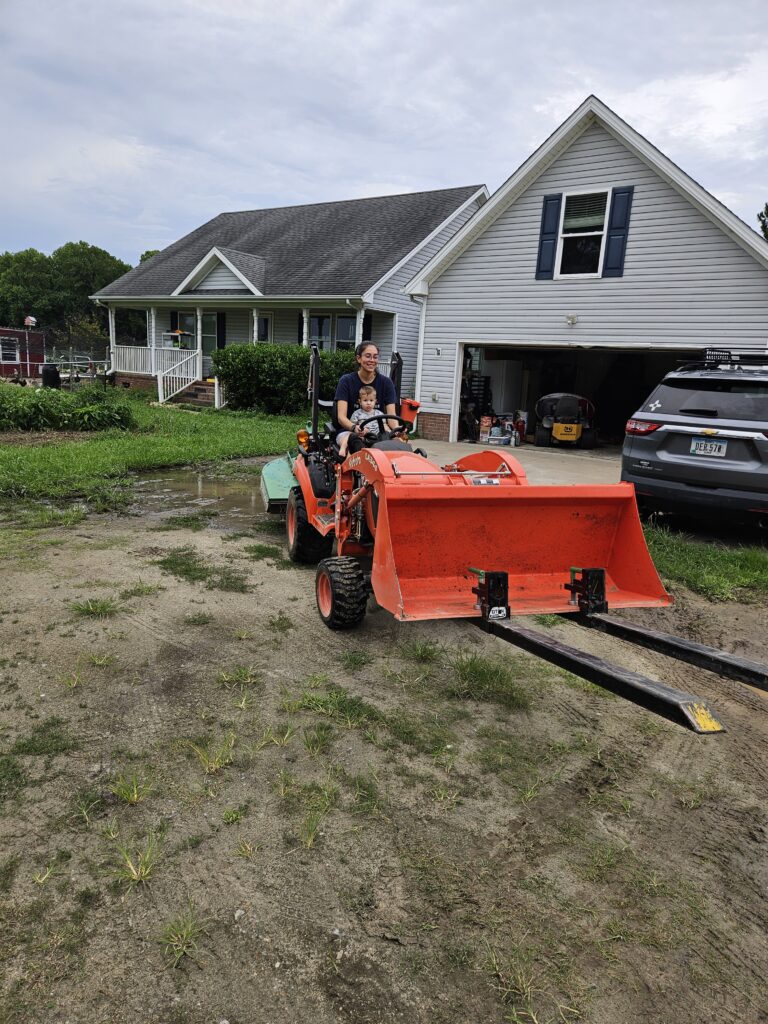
701, 429, 719, 436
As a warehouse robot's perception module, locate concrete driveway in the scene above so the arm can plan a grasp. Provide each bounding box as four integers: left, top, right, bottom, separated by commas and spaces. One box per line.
420, 439, 622, 485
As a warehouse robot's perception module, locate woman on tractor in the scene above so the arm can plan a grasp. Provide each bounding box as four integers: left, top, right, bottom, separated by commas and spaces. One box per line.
334, 342, 400, 453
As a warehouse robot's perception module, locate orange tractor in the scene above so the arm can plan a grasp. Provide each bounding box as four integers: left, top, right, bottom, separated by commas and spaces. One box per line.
261, 344, 671, 631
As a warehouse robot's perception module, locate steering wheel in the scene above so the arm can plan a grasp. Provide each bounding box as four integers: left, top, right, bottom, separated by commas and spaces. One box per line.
353, 414, 411, 444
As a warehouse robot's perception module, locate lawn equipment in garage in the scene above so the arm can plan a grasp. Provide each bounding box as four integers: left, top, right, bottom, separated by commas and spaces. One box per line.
534, 393, 596, 448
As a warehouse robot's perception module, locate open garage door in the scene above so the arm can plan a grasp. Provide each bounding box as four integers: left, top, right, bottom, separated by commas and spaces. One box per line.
458, 346, 691, 444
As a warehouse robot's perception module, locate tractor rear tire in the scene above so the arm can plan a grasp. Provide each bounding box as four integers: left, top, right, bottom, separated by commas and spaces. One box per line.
286, 487, 333, 564
315, 557, 368, 630
580, 429, 596, 450
534, 425, 551, 447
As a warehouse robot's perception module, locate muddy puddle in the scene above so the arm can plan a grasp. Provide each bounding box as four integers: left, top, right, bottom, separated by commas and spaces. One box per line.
132, 460, 271, 530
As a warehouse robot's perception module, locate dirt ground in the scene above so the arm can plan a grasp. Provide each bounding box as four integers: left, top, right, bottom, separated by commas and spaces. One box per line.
1, 460, 767, 1024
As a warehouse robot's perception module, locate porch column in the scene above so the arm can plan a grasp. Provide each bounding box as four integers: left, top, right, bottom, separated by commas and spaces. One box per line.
252, 308, 260, 344
150, 307, 157, 376
196, 307, 203, 379
354, 307, 364, 347
302, 307, 310, 347
108, 306, 116, 370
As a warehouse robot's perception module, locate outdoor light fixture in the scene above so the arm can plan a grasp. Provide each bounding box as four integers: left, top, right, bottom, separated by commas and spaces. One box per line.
565, 313, 578, 327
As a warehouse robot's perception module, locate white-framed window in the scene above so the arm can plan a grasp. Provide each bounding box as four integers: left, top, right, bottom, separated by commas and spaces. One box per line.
334, 315, 357, 351
1, 338, 19, 362
310, 315, 332, 349
178, 311, 217, 354
555, 189, 611, 277
256, 314, 272, 343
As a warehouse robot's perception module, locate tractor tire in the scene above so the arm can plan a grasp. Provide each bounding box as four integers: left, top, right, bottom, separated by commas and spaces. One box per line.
580, 429, 596, 450
286, 487, 333, 564
534, 425, 551, 447
315, 557, 368, 630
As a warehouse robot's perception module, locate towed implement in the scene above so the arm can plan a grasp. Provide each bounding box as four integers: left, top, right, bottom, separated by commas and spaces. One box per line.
261, 345, 748, 733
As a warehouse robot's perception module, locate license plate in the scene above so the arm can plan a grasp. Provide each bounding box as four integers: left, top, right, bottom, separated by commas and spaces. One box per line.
690, 437, 727, 457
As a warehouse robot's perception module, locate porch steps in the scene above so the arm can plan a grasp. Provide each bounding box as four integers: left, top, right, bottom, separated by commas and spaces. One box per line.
170, 381, 216, 409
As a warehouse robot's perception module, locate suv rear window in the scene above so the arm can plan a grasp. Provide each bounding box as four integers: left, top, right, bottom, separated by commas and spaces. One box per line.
646, 377, 768, 421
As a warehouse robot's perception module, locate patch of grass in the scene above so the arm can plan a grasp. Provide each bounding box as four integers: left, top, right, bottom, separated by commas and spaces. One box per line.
159, 906, 209, 967
302, 722, 335, 757
340, 650, 373, 670
71, 596, 121, 618
444, 651, 530, 710
222, 804, 248, 825
350, 771, 384, 817
156, 510, 218, 532
0, 854, 21, 892
288, 686, 382, 729
399, 639, 443, 664
71, 787, 105, 825
386, 710, 455, 757
218, 665, 262, 689
532, 614, 561, 627
0, 754, 26, 805
109, 771, 153, 805
12, 716, 77, 756
267, 611, 294, 633
87, 652, 116, 666
298, 809, 326, 849
186, 732, 236, 774
155, 546, 247, 592
645, 523, 768, 600
242, 543, 282, 561
114, 832, 161, 886
0, 398, 300, 507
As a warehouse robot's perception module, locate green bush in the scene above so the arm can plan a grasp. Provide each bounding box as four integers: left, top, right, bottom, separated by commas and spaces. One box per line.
212, 344, 357, 413
0, 382, 135, 432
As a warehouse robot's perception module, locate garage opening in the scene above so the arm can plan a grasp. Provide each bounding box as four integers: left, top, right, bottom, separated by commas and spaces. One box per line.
458, 346, 691, 444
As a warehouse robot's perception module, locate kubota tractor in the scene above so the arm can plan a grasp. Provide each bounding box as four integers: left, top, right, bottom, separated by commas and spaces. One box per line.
260, 344, 670, 631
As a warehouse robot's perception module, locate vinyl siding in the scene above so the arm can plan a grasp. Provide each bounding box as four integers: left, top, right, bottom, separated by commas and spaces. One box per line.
419, 123, 768, 414
190, 264, 250, 291
371, 197, 483, 393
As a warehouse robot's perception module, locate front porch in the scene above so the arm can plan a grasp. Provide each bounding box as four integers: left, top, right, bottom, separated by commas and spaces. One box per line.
106, 303, 396, 404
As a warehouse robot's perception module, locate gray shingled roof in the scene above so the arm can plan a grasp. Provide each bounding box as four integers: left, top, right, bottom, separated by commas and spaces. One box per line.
94, 186, 482, 298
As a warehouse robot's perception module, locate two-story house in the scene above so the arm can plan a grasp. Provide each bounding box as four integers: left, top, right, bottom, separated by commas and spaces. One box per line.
405, 96, 768, 441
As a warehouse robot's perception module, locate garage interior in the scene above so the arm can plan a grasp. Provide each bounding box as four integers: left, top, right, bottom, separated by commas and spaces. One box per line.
459, 345, 689, 444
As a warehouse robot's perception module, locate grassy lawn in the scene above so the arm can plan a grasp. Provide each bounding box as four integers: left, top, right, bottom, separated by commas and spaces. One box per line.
0, 395, 301, 507
644, 522, 768, 601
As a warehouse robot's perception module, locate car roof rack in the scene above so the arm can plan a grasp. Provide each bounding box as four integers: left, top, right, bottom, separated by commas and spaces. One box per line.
675, 348, 768, 372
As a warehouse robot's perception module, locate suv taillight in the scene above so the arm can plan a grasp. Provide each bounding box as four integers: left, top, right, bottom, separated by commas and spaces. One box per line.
626, 419, 661, 435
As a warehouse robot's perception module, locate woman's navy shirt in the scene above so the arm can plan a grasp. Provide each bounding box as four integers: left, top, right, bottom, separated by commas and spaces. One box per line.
334, 372, 397, 414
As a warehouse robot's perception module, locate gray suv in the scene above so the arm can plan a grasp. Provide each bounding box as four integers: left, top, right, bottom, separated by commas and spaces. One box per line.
621, 352, 768, 526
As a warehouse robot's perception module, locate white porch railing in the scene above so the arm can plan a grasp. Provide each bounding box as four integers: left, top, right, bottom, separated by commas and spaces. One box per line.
157, 351, 198, 404
214, 376, 227, 410
111, 345, 152, 375
156, 347, 197, 375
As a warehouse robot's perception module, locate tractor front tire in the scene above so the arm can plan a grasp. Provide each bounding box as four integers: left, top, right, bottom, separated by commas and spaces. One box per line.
286, 487, 333, 564
315, 557, 368, 630
534, 425, 551, 447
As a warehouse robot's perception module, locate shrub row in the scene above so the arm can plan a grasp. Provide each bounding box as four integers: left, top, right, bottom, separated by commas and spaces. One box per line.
0, 383, 136, 431
212, 344, 357, 413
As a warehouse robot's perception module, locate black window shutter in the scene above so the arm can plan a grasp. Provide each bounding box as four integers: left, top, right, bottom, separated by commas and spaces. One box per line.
602, 186, 634, 278
216, 312, 226, 349
535, 194, 562, 280
170, 311, 178, 331
297, 314, 304, 344
362, 312, 372, 342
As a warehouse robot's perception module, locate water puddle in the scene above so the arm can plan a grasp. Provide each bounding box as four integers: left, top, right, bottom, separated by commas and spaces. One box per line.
132, 460, 271, 531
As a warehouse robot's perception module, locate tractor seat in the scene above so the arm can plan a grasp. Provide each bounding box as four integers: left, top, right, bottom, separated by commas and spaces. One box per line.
555, 395, 580, 421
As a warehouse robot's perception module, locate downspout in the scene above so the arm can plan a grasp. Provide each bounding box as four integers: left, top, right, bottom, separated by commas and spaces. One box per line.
411, 294, 427, 405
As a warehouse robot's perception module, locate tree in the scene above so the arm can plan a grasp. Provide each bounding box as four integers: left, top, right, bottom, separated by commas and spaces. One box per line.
50, 242, 130, 327
140, 249, 160, 263
0, 248, 57, 328
759, 203, 768, 242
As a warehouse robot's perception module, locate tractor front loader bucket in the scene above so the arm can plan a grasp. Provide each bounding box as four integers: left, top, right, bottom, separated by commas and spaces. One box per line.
368, 452, 671, 621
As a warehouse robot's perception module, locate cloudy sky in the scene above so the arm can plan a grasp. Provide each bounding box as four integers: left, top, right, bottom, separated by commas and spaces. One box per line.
2, 0, 767, 265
